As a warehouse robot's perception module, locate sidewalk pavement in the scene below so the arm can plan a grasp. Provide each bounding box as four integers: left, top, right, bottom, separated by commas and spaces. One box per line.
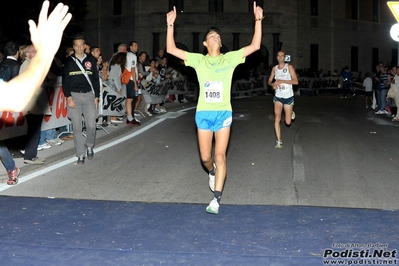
0, 99, 195, 184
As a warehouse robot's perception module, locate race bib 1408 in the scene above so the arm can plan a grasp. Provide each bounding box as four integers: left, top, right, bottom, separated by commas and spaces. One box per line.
204, 81, 223, 103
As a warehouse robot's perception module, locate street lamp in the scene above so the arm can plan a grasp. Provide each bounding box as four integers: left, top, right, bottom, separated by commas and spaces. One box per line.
388, 2, 399, 64
390, 23, 399, 42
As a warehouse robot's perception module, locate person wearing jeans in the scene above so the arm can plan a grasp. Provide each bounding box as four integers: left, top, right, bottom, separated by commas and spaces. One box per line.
39, 128, 64, 149
375, 66, 389, 115
0, 140, 19, 185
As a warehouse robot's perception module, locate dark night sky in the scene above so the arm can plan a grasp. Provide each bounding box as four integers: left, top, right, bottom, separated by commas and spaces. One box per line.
0, 0, 87, 54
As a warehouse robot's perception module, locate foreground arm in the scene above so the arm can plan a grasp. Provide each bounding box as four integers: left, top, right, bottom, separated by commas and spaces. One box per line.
131, 65, 138, 91
166, 6, 186, 61
0, 1, 72, 112
243, 2, 263, 58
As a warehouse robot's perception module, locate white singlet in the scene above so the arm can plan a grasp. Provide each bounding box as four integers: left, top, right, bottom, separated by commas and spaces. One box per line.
274, 63, 294, 99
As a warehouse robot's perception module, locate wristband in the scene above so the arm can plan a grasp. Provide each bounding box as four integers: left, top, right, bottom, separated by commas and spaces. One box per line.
167, 24, 174, 27
255, 16, 265, 21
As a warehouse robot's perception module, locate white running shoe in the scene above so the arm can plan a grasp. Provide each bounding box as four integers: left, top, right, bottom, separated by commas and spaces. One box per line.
206, 197, 219, 215
291, 111, 296, 120
38, 143, 52, 150
54, 137, 65, 144
208, 163, 216, 192
275, 141, 283, 149
46, 139, 62, 146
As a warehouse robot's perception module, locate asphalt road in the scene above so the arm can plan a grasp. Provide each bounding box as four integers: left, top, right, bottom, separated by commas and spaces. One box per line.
1, 94, 398, 211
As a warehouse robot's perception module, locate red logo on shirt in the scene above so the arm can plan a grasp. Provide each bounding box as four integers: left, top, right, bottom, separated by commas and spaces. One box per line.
85, 61, 92, 69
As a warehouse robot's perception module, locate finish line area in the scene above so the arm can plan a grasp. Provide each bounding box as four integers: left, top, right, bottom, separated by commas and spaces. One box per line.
0, 196, 397, 265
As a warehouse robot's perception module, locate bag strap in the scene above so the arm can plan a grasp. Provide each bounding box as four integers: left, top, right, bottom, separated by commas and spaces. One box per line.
72, 57, 95, 94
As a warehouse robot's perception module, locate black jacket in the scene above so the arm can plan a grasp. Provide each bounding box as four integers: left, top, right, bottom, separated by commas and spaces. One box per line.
62, 54, 100, 98
1, 58, 21, 80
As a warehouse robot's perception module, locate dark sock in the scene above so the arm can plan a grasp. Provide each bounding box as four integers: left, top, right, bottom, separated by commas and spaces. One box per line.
209, 167, 215, 175
214, 191, 222, 203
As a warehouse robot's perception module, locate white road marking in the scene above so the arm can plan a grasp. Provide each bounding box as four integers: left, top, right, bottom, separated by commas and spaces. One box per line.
0, 108, 196, 192
293, 144, 305, 182
293, 162, 305, 182
293, 144, 303, 157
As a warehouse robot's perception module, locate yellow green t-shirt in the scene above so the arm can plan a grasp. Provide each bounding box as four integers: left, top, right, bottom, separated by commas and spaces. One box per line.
185, 48, 245, 111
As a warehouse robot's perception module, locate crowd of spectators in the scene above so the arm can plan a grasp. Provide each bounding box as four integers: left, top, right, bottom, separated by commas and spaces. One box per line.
0, 38, 198, 169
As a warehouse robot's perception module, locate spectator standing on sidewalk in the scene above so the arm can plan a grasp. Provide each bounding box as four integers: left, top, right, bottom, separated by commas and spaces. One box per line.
125, 41, 141, 126
363, 73, 373, 109
20, 44, 51, 165
107, 52, 127, 123
372, 63, 382, 110
134, 51, 148, 116
62, 35, 100, 165
166, 2, 263, 215
375, 66, 389, 115
0, 43, 22, 178
2, 42, 45, 164
90, 46, 110, 126
0, 42, 23, 173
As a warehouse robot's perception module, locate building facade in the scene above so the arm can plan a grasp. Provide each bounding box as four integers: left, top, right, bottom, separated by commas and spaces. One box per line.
84, 0, 398, 75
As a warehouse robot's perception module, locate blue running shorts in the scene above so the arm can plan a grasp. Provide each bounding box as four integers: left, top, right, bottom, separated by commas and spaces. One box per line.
195, 111, 233, 132
273, 96, 294, 105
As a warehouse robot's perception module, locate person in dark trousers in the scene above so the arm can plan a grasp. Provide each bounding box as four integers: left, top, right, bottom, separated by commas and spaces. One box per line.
340, 66, 355, 98
20, 44, 53, 165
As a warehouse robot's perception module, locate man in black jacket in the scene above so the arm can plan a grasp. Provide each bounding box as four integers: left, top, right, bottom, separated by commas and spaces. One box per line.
62, 35, 100, 165
0, 41, 22, 81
